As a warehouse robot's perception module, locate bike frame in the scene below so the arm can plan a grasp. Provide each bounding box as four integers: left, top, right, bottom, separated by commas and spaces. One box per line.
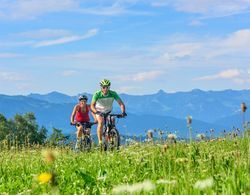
71, 122, 96, 151
101, 113, 124, 150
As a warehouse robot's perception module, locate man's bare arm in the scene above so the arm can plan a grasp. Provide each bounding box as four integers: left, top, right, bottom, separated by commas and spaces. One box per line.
90, 101, 97, 114
117, 99, 125, 113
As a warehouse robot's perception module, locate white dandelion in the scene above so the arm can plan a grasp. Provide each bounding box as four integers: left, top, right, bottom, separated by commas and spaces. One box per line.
112, 180, 155, 194
156, 179, 177, 185
168, 133, 177, 140
194, 177, 214, 190
196, 133, 206, 140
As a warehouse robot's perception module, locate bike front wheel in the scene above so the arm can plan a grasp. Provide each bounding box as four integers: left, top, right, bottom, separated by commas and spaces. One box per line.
105, 128, 120, 151
81, 136, 92, 151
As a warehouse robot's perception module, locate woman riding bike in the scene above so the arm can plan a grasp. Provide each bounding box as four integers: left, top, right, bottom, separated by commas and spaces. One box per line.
71, 95, 97, 150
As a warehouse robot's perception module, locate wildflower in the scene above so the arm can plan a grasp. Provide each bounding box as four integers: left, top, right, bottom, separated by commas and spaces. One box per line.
97, 170, 107, 181
234, 151, 241, 157
10, 146, 15, 150
112, 180, 155, 194
162, 144, 168, 153
186, 115, 192, 125
37, 172, 52, 184
147, 130, 153, 140
156, 179, 177, 185
17, 189, 32, 195
42, 150, 56, 163
241, 102, 247, 112
196, 134, 206, 140
175, 158, 188, 163
194, 177, 213, 190
217, 138, 225, 142
97, 175, 107, 181
168, 133, 177, 140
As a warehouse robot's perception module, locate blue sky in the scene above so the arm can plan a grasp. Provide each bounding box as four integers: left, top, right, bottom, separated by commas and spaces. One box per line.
0, 0, 250, 95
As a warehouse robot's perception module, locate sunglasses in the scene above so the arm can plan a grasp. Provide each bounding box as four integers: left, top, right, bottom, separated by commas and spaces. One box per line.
101, 86, 109, 89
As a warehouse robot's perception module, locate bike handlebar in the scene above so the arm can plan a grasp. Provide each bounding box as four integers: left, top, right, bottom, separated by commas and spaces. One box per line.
70, 122, 97, 126
109, 114, 124, 118
98, 112, 127, 118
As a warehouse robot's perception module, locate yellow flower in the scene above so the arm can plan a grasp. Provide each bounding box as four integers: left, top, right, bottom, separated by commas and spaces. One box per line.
38, 173, 52, 183
175, 158, 188, 163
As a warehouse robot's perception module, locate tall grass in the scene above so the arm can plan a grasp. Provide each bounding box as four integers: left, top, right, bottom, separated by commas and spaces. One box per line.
0, 138, 249, 194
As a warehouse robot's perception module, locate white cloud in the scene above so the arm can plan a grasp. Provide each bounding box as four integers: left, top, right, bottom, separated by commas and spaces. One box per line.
76, 3, 151, 16
233, 78, 250, 84
117, 86, 139, 93
14, 29, 72, 39
1, 29, 98, 49
152, 29, 250, 64
189, 20, 203, 26
194, 69, 250, 84
151, 1, 168, 7
114, 70, 164, 82
1, 0, 249, 21
34, 29, 99, 47
0, 41, 34, 48
218, 69, 241, 78
0, 52, 24, 58
222, 29, 250, 48
155, 42, 201, 64
0, 0, 79, 20
16, 83, 31, 91
0, 0, 151, 20
167, 43, 201, 58
205, 29, 250, 58
76, 2, 128, 16
154, 0, 250, 18
0, 71, 25, 81
37, 50, 153, 72
194, 69, 240, 80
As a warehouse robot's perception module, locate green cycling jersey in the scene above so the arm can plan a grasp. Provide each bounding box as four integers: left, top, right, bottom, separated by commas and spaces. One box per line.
91, 90, 121, 113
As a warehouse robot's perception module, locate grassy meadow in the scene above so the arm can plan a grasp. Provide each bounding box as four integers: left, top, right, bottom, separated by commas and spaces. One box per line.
0, 138, 249, 194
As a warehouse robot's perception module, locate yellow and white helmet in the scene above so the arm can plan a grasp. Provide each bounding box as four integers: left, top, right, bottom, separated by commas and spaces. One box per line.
100, 79, 111, 87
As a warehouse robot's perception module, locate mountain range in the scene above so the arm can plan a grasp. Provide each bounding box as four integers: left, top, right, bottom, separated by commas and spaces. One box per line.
0, 89, 249, 138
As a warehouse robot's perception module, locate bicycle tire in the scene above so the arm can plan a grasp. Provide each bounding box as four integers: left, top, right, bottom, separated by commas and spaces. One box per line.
81, 136, 92, 151
108, 128, 120, 151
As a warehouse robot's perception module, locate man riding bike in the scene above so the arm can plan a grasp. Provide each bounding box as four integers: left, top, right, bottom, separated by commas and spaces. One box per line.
91, 79, 127, 146
71, 95, 97, 150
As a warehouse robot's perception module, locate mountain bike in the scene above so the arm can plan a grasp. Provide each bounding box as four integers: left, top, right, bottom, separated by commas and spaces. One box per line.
101, 112, 126, 151
71, 122, 96, 151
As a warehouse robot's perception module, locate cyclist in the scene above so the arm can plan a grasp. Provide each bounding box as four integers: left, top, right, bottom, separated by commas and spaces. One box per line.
91, 79, 127, 145
71, 95, 97, 150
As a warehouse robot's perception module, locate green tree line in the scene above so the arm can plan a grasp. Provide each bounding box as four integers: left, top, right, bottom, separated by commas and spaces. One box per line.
0, 112, 68, 147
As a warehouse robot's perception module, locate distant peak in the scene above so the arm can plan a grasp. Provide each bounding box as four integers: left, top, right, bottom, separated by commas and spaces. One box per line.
157, 89, 166, 94
47, 91, 66, 96
191, 89, 204, 93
